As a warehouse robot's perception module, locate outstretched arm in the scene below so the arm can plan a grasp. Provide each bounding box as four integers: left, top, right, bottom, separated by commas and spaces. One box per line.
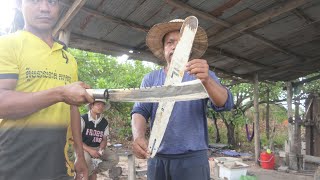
0, 79, 94, 119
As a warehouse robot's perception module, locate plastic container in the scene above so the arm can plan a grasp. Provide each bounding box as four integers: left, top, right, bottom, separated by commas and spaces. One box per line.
259, 151, 275, 169
214, 157, 242, 164
213, 157, 244, 179
218, 161, 249, 180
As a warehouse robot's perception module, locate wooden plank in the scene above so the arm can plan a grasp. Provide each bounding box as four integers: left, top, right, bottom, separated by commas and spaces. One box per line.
312, 95, 320, 157
128, 154, 136, 180
287, 82, 299, 170
53, 0, 88, 36
295, 98, 302, 170
253, 73, 260, 164
58, 28, 71, 46
304, 155, 320, 164
148, 16, 199, 157
209, 0, 310, 46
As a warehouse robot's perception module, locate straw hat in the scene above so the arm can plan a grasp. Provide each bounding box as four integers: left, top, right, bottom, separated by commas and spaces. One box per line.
86, 99, 111, 111
146, 18, 208, 61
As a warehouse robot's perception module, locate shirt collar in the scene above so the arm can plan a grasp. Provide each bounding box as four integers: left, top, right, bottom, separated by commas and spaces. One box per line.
88, 111, 103, 125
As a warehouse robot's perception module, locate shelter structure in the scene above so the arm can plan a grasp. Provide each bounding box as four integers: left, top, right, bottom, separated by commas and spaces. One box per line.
55, 0, 320, 171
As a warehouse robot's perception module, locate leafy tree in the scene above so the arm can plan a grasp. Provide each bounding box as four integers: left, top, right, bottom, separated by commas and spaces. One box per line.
208, 80, 284, 147
70, 49, 158, 142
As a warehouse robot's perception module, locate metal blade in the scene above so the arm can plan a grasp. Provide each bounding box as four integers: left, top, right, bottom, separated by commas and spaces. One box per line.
86, 79, 208, 102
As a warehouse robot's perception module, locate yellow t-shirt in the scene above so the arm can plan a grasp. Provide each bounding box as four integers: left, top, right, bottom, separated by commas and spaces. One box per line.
0, 31, 78, 179
0, 30, 78, 128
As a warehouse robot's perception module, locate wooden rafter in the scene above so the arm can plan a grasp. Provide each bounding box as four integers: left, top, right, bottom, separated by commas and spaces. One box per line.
292, 74, 320, 87
206, 48, 275, 69
60, 0, 270, 70
208, 0, 310, 46
53, 0, 88, 36
210, 66, 252, 80
166, 0, 231, 27
292, 8, 315, 24
69, 33, 163, 65
59, 1, 149, 32
167, 0, 309, 62
265, 55, 320, 78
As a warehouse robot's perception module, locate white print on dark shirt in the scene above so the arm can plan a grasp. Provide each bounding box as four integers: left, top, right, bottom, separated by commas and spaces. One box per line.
86, 129, 104, 143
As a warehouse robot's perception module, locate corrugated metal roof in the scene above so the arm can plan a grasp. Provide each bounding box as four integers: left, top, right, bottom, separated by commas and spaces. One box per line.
254, 14, 306, 40
58, 0, 320, 81
104, 25, 146, 47
126, 0, 166, 24
100, 0, 145, 20
249, 0, 278, 12
196, 0, 227, 13
71, 12, 118, 39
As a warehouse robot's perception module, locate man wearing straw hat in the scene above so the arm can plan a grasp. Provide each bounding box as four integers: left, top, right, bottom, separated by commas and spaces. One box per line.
79, 99, 119, 180
131, 18, 234, 179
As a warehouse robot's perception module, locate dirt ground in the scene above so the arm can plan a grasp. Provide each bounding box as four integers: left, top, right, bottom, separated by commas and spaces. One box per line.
245, 161, 313, 180
97, 154, 314, 180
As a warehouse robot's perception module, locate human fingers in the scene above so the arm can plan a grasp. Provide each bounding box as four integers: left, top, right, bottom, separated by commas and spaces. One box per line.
132, 140, 149, 159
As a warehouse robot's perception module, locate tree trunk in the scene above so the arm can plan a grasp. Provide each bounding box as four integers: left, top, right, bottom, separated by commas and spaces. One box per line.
220, 112, 236, 147
226, 123, 236, 146
266, 88, 270, 140
211, 113, 221, 143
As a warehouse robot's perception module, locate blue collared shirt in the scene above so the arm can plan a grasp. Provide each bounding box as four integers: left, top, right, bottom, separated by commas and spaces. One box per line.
131, 69, 233, 154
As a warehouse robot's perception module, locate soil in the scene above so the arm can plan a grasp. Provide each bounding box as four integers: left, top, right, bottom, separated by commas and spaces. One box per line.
97, 148, 314, 180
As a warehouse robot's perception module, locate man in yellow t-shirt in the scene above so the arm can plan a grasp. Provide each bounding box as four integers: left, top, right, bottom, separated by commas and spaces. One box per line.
0, 0, 93, 179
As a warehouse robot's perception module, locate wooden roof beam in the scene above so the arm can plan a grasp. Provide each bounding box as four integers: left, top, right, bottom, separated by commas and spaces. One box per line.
166, 0, 231, 27
69, 33, 162, 65
167, 0, 309, 62
208, 0, 310, 46
206, 48, 275, 69
292, 74, 320, 87
59, 1, 149, 32
292, 8, 315, 24
53, 0, 88, 36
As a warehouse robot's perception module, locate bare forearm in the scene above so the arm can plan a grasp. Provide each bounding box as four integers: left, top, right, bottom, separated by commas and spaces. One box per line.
99, 139, 108, 150
82, 142, 93, 152
71, 106, 85, 159
0, 87, 63, 119
132, 114, 147, 140
203, 78, 228, 107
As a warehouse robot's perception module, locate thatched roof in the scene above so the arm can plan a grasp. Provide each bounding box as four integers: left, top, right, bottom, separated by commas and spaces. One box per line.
56, 0, 320, 82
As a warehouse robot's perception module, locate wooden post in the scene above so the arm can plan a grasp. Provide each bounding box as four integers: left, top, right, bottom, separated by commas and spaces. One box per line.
58, 29, 71, 46
128, 154, 136, 180
266, 88, 270, 140
312, 94, 320, 157
53, 0, 88, 36
253, 73, 260, 164
305, 95, 313, 156
287, 82, 298, 170
295, 97, 302, 170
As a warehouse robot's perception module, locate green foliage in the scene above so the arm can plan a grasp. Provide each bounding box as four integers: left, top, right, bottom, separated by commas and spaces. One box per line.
208, 80, 287, 147
299, 72, 320, 97
69, 49, 158, 141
